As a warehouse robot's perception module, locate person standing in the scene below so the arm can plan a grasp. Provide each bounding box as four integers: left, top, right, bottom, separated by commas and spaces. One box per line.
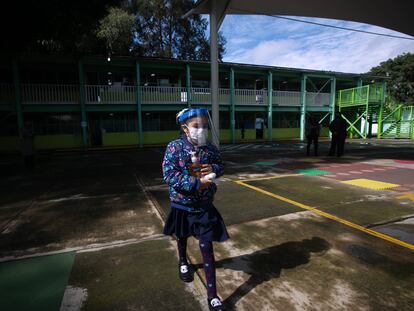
306, 116, 320, 156
162, 108, 228, 311
329, 112, 347, 157
255, 116, 264, 139
241, 119, 245, 140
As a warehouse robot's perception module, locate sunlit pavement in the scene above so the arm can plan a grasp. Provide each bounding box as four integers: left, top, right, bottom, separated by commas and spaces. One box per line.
1, 139, 413, 310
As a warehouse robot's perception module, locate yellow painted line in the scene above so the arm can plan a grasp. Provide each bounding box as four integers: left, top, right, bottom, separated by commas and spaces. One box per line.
236, 173, 302, 183
397, 192, 414, 202
235, 180, 414, 251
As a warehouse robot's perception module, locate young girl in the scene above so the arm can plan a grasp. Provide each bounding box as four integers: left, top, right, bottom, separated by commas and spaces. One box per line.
162, 108, 229, 311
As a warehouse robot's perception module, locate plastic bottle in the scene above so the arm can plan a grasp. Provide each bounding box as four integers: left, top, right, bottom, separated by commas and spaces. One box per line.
188, 151, 201, 177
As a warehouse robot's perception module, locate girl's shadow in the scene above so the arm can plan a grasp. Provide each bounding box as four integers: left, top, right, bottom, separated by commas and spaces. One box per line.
193, 237, 330, 310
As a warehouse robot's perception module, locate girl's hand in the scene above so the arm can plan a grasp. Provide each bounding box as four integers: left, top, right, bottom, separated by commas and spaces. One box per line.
201, 164, 213, 176
199, 175, 212, 191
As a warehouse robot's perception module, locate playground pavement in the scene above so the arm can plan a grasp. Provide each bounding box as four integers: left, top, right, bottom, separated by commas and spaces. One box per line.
0, 139, 413, 310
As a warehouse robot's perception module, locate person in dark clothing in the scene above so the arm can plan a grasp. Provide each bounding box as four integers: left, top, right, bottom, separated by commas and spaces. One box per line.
241, 120, 245, 139
305, 117, 320, 156
329, 112, 347, 157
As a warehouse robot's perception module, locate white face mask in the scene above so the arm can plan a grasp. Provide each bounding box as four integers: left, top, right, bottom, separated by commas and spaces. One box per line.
185, 126, 208, 146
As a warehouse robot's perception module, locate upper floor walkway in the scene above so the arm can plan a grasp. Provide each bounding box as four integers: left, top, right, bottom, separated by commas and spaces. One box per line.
0, 83, 331, 107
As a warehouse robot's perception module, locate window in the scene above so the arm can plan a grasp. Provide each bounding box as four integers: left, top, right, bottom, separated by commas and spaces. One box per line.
142, 112, 177, 131
101, 113, 137, 133
272, 112, 300, 128
27, 113, 81, 135
0, 113, 18, 136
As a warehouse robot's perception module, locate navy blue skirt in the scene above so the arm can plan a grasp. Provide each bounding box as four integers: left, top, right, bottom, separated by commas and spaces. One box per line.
163, 204, 229, 242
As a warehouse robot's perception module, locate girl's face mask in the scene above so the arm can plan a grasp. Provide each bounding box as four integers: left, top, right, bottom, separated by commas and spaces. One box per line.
185, 125, 208, 146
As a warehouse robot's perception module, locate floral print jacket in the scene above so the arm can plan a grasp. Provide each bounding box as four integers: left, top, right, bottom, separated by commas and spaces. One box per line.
162, 135, 224, 206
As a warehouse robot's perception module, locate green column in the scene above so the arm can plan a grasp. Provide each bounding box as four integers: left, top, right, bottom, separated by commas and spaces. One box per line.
352, 78, 363, 138
300, 74, 307, 141
411, 113, 414, 140
136, 61, 143, 148
382, 80, 387, 103
77, 60, 88, 148
186, 64, 191, 108
378, 102, 384, 139
12, 59, 23, 136
364, 89, 369, 139
230, 68, 235, 144
267, 71, 273, 142
329, 77, 336, 139
396, 105, 402, 139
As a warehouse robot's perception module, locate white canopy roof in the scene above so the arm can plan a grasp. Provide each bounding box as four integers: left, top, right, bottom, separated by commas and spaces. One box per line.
184, 0, 413, 146
185, 0, 414, 36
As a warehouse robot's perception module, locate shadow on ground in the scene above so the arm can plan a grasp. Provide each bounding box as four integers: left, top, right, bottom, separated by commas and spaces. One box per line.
193, 237, 330, 310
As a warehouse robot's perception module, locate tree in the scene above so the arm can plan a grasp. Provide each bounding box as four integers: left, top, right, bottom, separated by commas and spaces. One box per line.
96, 7, 136, 55
127, 0, 226, 60
0, 0, 226, 61
0, 0, 122, 54
368, 53, 414, 105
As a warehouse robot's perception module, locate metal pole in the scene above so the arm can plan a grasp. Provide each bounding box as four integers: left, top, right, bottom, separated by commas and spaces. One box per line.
210, 0, 219, 147
78, 60, 88, 148
186, 64, 191, 108
267, 71, 273, 142
300, 74, 307, 141
230, 67, 235, 144
135, 61, 143, 148
329, 77, 336, 139
12, 58, 23, 137
364, 85, 369, 138
378, 102, 384, 139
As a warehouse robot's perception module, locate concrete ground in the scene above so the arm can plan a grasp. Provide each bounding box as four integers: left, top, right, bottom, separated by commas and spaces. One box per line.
0, 139, 413, 310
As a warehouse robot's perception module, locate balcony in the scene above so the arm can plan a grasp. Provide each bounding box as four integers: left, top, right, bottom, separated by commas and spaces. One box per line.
0, 83, 331, 107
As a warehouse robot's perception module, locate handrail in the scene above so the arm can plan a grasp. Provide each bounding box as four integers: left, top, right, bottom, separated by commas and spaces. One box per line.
6, 84, 398, 110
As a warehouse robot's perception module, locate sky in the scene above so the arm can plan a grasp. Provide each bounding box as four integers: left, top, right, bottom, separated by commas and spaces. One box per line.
217, 15, 414, 74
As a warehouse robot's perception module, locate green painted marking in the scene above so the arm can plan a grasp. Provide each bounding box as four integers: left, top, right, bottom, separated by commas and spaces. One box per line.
297, 169, 331, 176
0, 252, 75, 311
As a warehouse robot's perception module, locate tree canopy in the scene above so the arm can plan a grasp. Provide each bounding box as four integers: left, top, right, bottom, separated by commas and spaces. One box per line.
368, 53, 414, 105
99, 0, 226, 60
1, 0, 226, 61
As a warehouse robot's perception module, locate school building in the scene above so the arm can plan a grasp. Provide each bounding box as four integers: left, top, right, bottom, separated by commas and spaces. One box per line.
0, 54, 397, 151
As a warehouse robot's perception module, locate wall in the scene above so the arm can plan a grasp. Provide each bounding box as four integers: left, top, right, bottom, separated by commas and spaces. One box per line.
34, 135, 83, 149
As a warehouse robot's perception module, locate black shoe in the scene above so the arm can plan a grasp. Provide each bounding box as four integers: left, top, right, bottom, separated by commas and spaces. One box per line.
208, 297, 224, 311
179, 263, 193, 283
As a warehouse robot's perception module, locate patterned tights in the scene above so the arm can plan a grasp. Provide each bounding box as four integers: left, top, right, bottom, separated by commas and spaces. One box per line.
176, 237, 217, 298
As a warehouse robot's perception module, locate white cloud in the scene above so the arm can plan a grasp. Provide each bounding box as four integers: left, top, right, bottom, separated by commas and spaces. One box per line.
220, 15, 414, 73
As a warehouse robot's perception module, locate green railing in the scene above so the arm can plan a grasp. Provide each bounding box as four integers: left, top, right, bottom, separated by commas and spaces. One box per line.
21, 83, 80, 104
3, 84, 329, 107
337, 85, 369, 107
337, 83, 385, 108
368, 83, 385, 103
378, 105, 414, 139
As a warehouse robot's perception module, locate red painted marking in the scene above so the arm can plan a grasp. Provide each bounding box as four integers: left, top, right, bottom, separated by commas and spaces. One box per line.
394, 160, 414, 164
337, 173, 350, 176
361, 169, 374, 172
